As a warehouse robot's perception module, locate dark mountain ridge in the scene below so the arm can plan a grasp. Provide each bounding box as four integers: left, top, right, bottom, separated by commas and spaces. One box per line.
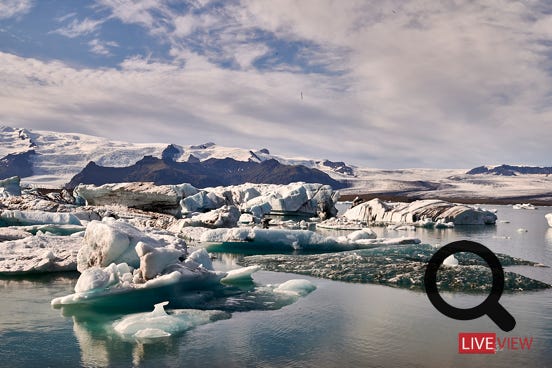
67, 156, 346, 189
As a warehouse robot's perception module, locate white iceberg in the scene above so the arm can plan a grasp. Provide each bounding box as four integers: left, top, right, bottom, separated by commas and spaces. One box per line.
273, 279, 317, 296
77, 218, 186, 272
113, 301, 229, 339
169, 205, 240, 229
0, 210, 82, 226
343, 198, 497, 225
200, 227, 419, 251
512, 203, 537, 210
181, 182, 339, 219
545, 213, 552, 227
0, 176, 21, 197
0, 235, 81, 274
74, 182, 193, 216
0, 227, 32, 241
51, 248, 260, 307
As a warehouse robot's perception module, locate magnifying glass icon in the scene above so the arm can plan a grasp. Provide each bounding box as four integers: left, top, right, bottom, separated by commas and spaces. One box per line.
424, 240, 516, 332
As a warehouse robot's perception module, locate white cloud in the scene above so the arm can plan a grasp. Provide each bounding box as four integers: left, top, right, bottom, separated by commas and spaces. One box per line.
1, 0, 552, 168
53, 18, 104, 38
89, 39, 119, 55
0, 0, 33, 19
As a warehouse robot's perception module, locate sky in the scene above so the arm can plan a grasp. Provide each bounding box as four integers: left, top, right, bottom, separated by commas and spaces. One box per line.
0, 0, 551, 168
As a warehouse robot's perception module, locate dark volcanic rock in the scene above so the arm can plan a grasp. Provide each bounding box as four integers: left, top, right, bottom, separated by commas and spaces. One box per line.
0, 150, 35, 180
467, 164, 552, 176
67, 156, 347, 189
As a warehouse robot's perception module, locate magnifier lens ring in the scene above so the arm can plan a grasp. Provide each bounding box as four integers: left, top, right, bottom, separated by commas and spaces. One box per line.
424, 240, 505, 319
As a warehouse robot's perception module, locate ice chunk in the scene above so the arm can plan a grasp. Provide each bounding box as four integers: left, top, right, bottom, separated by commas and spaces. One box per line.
201, 227, 419, 252
343, 198, 497, 225
113, 301, 229, 339
77, 219, 185, 272
0, 210, 82, 226
545, 213, 552, 227
346, 229, 377, 241
184, 248, 214, 271
513, 203, 537, 210
0, 235, 81, 274
74, 267, 112, 293
221, 265, 260, 283
0, 176, 21, 197
180, 191, 225, 214
74, 182, 184, 216
169, 205, 240, 229
0, 227, 32, 241
274, 279, 316, 296
443, 254, 458, 267
136, 242, 185, 280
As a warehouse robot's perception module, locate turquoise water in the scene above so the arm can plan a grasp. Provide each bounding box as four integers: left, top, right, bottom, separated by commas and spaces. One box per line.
1, 205, 551, 367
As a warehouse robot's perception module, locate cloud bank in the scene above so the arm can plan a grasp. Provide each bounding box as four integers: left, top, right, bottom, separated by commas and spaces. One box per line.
0, 0, 551, 168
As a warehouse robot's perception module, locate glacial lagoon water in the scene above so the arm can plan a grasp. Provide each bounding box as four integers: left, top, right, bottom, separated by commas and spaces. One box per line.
1, 205, 551, 367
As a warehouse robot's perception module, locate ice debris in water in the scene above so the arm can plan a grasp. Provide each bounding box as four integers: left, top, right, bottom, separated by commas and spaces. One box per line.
273, 279, 317, 296
240, 244, 550, 292
443, 254, 458, 267
113, 301, 230, 340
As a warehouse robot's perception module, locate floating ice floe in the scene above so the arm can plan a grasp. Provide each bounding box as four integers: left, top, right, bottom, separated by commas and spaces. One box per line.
241, 244, 550, 292
200, 227, 419, 252
51, 248, 243, 307
342, 198, 496, 226
113, 301, 230, 340
545, 213, 552, 227
512, 203, 537, 210
0, 210, 82, 226
0, 235, 81, 274
0, 227, 32, 241
77, 218, 186, 272
0, 176, 21, 197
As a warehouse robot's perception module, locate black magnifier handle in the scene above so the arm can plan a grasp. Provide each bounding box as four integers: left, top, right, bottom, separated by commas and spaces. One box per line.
487, 303, 516, 332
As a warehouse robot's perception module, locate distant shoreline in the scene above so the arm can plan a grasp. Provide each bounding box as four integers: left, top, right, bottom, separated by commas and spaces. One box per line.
339, 192, 552, 206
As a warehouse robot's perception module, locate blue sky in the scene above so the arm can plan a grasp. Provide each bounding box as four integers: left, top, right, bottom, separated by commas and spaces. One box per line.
1, 0, 551, 168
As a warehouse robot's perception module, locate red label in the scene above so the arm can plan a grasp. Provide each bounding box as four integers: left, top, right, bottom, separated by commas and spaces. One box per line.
458, 332, 496, 354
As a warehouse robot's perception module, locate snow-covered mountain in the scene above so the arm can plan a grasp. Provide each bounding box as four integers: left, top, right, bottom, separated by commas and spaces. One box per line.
2, 126, 551, 204
0, 126, 354, 187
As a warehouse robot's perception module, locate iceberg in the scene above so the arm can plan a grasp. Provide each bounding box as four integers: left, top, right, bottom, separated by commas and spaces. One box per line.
74, 182, 191, 216
51, 248, 261, 308
0, 235, 81, 274
169, 205, 240, 230
77, 218, 186, 272
512, 203, 537, 210
343, 198, 497, 226
200, 227, 419, 252
0, 210, 82, 226
0, 176, 21, 197
0, 227, 32, 241
113, 301, 229, 340
181, 182, 339, 219
545, 213, 552, 227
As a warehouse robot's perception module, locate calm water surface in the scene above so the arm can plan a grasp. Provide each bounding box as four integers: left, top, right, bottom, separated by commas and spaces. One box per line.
1, 205, 551, 367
